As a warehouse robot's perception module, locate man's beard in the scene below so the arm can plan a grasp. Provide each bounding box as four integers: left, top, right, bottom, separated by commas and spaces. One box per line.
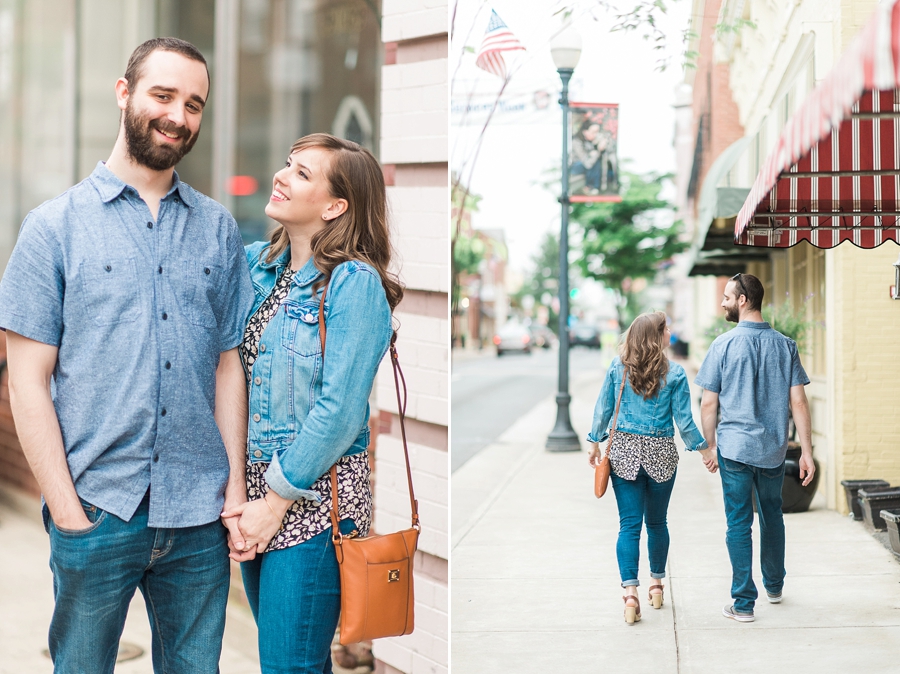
123, 99, 199, 171
724, 303, 739, 323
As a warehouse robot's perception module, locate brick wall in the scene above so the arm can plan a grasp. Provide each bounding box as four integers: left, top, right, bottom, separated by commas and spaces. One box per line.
688, 0, 745, 207
375, 1, 448, 673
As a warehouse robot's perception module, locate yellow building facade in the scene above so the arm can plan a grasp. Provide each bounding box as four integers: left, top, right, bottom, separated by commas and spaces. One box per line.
688, 0, 900, 512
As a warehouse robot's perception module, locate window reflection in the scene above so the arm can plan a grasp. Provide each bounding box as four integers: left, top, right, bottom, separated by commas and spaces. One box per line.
233, 0, 381, 243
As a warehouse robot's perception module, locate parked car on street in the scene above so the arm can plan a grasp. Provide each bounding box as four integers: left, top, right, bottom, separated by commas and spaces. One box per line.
493, 323, 532, 356
529, 324, 556, 350
569, 324, 601, 349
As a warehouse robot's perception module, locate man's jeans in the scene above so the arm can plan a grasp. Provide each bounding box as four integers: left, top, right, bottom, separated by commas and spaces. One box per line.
240, 518, 356, 674
718, 450, 786, 613
47, 491, 229, 674
611, 466, 677, 586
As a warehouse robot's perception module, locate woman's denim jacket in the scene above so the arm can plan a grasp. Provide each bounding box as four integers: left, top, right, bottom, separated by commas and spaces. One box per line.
587, 357, 708, 451
244, 241, 392, 502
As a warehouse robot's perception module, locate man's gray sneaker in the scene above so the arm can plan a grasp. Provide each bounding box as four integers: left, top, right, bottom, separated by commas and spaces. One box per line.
766, 590, 782, 604
723, 605, 755, 622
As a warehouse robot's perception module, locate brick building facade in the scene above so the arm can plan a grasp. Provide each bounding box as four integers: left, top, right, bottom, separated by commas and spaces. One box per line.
373, 3, 449, 672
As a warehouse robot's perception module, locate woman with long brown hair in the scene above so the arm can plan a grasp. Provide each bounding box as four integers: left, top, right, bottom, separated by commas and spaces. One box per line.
588, 312, 710, 625
221, 133, 401, 672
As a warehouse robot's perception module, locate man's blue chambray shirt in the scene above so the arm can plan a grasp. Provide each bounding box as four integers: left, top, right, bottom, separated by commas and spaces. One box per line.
0, 162, 254, 528
694, 320, 810, 469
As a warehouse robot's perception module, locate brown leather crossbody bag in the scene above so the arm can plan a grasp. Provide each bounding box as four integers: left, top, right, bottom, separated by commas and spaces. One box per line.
318, 286, 419, 645
594, 371, 627, 498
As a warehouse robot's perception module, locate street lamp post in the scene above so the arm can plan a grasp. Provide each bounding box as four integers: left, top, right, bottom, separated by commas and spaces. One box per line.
546, 29, 582, 452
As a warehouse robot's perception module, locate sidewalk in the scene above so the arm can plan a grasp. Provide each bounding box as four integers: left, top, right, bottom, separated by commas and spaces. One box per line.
451, 366, 900, 673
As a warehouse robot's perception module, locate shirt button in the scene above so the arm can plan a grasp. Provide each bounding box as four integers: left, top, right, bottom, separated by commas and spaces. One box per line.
161, 409, 167, 417
105, 265, 111, 272
158, 266, 163, 274
204, 268, 210, 275
165, 361, 171, 370
147, 222, 153, 229
254, 376, 261, 386
259, 344, 266, 353
162, 312, 168, 320
253, 450, 262, 458
153, 455, 160, 463
253, 413, 261, 422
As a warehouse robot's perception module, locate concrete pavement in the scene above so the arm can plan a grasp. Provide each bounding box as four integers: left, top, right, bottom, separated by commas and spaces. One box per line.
451, 363, 900, 673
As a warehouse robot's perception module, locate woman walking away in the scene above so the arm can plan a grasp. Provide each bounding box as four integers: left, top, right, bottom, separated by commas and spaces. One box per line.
588, 312, 714, 625
222, 133, 401, 673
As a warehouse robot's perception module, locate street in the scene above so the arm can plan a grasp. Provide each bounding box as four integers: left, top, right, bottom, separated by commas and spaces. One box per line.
451, 345, 609, 472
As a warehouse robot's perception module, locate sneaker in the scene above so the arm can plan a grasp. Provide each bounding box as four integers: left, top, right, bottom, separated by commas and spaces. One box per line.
766, 590, 782, 604
722, 604, 755, 622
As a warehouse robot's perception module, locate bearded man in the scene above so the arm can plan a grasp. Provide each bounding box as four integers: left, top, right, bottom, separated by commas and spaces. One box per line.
694, 273, 815, 624
0, 38, 253, 673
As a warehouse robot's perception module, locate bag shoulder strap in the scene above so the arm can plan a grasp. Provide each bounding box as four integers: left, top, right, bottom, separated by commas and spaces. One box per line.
606, 367, 628, 453
317, 285, 420, 538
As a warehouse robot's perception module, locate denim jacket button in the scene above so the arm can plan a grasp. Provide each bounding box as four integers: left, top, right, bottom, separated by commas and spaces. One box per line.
253, 450, 262, 458
253, 413, 261, 422
254, 376, 261, 386
302, 313, 315, 323
259, 344, 266, 353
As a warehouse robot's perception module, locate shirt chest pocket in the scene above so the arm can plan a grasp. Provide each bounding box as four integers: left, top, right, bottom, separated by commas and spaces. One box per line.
280, 300, 322, 357
179, 260, 222, 328
79, 258, 141, 326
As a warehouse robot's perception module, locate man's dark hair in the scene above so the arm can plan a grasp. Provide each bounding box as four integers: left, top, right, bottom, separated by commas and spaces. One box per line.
123, 37, 209, 90
733, 273, 764, 311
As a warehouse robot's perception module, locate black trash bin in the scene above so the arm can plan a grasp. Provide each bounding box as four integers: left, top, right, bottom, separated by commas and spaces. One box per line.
858, 488, 900, 530
840, 479, 891, 520
881, 509, 900, 556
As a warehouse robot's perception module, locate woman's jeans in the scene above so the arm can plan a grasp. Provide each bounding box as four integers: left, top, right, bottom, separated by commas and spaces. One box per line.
241, 518, 356, 674
47, 491, 229, 674
611, 466, 677, 586
718, 450, 786, 614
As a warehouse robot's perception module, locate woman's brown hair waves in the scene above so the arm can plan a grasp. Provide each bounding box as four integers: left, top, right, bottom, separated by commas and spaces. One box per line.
264, 133, 403, 311
620, 311, 669, 400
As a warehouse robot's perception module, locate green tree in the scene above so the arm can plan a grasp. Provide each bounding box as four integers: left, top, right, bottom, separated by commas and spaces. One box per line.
451, 182, 485, 344
572, 172, 687, 327
514, 232, 561, 333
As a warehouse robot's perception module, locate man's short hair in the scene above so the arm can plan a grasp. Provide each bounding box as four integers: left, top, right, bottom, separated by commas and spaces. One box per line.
123, 37, 208, 90
734, 273, 764, 311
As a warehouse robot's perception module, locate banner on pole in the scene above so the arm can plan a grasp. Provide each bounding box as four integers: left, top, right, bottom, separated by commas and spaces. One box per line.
568, 103, 621, 202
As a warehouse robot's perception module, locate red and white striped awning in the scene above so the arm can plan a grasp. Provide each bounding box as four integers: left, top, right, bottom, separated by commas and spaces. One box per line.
735, 0, 900, 249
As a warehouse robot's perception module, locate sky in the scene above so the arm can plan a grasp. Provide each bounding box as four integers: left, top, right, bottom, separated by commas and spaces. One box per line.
451, 0, 693, 275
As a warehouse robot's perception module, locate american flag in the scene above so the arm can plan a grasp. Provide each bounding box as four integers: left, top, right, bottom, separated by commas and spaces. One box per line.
475, 10, 525, 80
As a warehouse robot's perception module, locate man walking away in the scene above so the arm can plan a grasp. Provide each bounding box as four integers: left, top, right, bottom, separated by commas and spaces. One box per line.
0, 38, 254, 673
694, 273, 815, 623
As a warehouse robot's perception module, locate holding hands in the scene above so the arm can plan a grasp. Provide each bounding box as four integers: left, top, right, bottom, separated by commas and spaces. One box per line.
221, 492, 293, 561
699, 447, 719, 474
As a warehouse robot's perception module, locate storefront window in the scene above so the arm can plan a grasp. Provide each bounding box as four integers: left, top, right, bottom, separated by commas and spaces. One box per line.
232, 0, 381, 242
157, 0, 216, 198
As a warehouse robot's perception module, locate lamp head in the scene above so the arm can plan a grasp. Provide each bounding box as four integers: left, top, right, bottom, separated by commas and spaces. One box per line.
550, 23, 582, 71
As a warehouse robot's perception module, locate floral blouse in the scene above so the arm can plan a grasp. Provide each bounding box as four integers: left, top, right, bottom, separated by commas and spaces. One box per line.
240, 266, 372, 551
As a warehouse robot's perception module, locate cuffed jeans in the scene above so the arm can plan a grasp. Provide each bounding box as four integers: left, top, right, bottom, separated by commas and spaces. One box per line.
241, 518, 356, 674
718, 450, 786, 613
611, 466, 677, 586
47, 491, 230, 674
